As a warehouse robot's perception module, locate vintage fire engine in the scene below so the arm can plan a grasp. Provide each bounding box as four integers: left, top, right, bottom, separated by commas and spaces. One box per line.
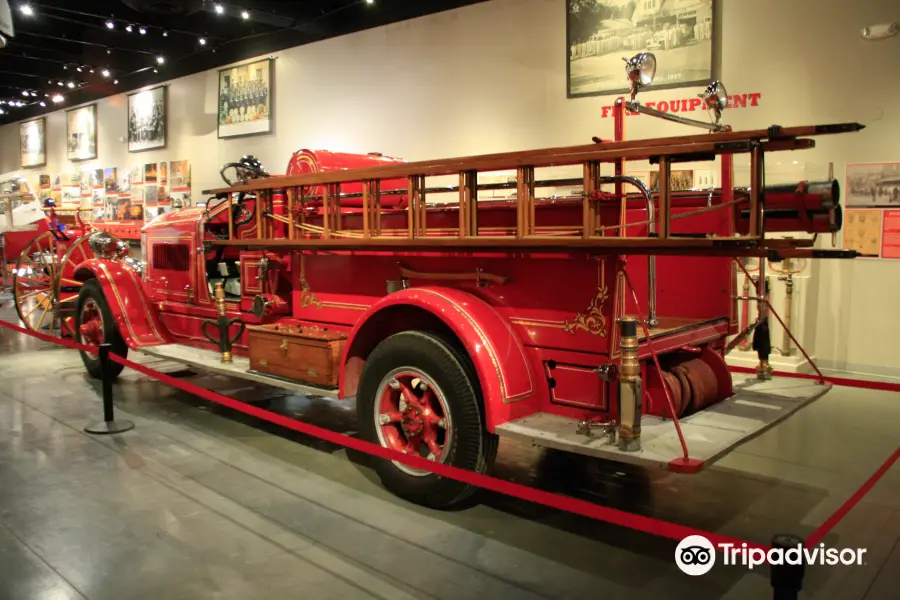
12, 53, 863, 508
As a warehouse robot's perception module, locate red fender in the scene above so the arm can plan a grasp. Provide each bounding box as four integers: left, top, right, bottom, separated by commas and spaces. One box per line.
74, 259, 172, 349
339, 286, 539, 431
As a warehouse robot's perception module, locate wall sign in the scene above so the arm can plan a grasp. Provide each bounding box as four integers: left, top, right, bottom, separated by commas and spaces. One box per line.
598, 92, 762, 119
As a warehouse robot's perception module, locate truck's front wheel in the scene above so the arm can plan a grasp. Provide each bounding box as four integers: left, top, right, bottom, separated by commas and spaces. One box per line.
75, 279, 128, 380
357, 330, 498, 509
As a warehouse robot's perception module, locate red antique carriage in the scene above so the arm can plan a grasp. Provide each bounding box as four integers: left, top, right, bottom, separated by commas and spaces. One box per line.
3, 194, 134, 336
37, 54, 863, 508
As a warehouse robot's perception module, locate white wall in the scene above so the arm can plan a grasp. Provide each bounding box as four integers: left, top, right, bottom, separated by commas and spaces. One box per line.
1, 0, 899, 375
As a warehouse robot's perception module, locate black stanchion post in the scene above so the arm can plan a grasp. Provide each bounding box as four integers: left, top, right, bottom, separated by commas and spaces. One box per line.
770, 534, 805, 600
84, 343, 135, 435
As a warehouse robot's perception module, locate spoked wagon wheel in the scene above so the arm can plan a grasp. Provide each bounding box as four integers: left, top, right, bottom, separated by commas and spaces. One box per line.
357, 330, 499, 509
54, 231, 132, 338
12, 231, 64, 335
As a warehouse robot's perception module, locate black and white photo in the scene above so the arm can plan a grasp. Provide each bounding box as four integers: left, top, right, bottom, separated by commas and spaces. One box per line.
846, 162, 900, 207
567, 0, 715, 97
128, 85, 167, 152
217, 58, 273, 138
66, 104, 98, 161
20, 117, 46, 168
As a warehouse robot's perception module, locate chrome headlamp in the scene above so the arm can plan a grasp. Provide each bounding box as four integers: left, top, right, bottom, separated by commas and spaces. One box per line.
624, 52, 657, 99
700, 81, 728, 125
88, 231, 129, 259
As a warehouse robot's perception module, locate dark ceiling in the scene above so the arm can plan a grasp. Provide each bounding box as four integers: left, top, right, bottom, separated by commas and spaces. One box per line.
0, 0, 488, 126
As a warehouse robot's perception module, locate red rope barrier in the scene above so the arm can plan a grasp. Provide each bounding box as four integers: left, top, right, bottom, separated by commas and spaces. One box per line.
6, 317, 898, 553
805, 448, 900, 547
728, 365, 900, 393
0, 316, 765, 550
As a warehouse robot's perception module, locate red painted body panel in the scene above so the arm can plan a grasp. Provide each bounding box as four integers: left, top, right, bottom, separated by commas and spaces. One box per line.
73, 258, 171, 348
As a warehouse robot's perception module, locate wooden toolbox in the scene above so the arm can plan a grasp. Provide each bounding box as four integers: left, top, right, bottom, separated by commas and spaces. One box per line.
246, 323, 346, 388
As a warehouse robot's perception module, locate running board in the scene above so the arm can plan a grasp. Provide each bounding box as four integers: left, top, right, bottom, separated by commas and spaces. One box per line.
139, 344, 344, 400
495, 374, 830, 471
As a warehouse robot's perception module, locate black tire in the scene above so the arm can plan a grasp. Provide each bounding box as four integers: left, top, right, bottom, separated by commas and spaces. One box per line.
74, 279, 128, 380
357, 330, 498, 509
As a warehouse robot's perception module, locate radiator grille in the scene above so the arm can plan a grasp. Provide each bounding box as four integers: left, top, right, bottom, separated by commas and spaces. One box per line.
151, 243, 190, 271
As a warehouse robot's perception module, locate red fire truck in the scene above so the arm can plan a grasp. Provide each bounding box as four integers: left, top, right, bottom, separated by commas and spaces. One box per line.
12, 53, 862, 508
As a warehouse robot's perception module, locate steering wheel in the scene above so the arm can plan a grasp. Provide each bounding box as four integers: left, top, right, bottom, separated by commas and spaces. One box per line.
218, 155, 270, 226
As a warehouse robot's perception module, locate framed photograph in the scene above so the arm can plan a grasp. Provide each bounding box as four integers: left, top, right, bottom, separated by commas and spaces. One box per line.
566, 0, 715, 98
217, 57, 273, 138
845, 162, 900, 208
66, 104, 98, 161
127, 85, 167, 152
20, 117, 46, 168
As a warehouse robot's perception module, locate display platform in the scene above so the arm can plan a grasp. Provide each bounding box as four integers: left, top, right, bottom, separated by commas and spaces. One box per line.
495, 374, 831, 469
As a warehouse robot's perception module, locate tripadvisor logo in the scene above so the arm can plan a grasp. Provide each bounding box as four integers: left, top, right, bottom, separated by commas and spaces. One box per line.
675, 535, 867, 576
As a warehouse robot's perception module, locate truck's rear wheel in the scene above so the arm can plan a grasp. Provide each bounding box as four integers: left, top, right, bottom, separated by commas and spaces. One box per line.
357, 330, 498, 509
75, 279, 128, 380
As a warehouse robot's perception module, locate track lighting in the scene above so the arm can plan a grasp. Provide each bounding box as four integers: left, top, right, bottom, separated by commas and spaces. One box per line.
39, 101, 45, 107
67, 81, 74, 88
156, 56, 165, 64
199, 37, 207, 45
106, 19, 114, 29
113, 80, 119, 84
125, 24, 133, 32
162, 31, 168, 37
241, 10, 249, 19
101, 69, 110, 77
19, 4, 34, 16
214, 4, 224, 14
52, 94, 64, 103
139, 27, 146, 35
21, 90, 29, 96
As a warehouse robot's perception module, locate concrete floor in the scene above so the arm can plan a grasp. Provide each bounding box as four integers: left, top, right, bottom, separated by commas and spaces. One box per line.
0, 301, 898, 600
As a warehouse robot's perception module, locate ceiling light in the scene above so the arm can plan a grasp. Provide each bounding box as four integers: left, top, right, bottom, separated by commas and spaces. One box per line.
39, 101, 45, 107
162, 31, 168, 37
241, 10, 249, 19
67, 81, 74, 88
106, 20, 114, 29
0, 109, 4, 115
214, 4, 224, 14
89, 69, 95, 74
156, 55, 165, 64
153, 68, 158, 73
63, 64, 68, 70
199, 37, 207, 45
125, 24, 133, 32
101, 69, 110, 77
52, 94, 64, 103
21, 90, 29, 96
365, 0, 374, 4
57, 81, 63, 86
113, 80, 119, 84
139, 27, 147, 35
106, 48, 112, 54
76, 66, 83, 72
20, 4, 34, 16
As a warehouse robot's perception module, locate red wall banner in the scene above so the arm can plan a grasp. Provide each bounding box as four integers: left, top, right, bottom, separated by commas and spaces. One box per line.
600, 93, 763, 119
